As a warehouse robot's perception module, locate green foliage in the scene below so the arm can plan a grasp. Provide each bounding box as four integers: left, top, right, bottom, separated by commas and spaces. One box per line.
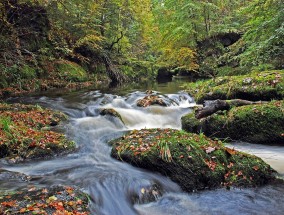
0, 116, 12, 132
55, 61, 88, 82
240, 0, 284, 69
0, 0, 283, 86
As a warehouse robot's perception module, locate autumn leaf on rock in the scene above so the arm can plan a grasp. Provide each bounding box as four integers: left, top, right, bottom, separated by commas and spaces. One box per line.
225, 147, 237, 155
253, 166, 259, 171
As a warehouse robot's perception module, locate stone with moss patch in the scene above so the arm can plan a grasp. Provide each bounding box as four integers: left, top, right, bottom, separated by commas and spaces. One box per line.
182, 100, 284, 144
110, 128, 276, 192
99, 108, 124, 124
184, 71, 283, 103
0, 103, 75, 162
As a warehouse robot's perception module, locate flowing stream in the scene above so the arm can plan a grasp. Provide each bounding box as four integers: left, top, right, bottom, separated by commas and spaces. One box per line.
1, 80, 284, 215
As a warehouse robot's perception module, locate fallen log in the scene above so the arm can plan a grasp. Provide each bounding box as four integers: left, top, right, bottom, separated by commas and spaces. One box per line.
195, 99, 267, 119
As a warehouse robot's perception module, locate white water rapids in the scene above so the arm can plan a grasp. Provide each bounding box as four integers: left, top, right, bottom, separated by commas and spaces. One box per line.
1, 85, 284, 215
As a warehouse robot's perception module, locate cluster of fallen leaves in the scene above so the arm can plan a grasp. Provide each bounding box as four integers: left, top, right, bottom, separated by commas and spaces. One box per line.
0, 103, 73, 160
0, 186, 90, 215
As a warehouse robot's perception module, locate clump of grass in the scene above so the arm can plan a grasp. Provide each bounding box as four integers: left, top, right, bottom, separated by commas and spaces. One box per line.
157, 140, 172, 162
0, 116, 12, 132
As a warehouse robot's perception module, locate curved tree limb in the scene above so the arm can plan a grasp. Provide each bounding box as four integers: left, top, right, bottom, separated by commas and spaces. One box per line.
195, 99, 267, 119
108, 31, 123, 51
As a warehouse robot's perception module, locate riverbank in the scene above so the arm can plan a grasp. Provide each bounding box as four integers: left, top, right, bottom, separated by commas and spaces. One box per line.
0, 103, 91, 214
0, 103, 76, 162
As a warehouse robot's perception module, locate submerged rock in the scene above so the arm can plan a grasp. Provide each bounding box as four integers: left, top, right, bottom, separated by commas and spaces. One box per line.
0, 185, 90, 214
99, 108, 124, 123
110, 129, 276, 192
182, 100, 284, 144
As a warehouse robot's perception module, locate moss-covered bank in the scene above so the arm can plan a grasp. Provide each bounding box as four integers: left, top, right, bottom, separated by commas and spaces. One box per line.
0, 103, 76, 162
0, 59, 108, 99
0, 185, 90, 215
184, 71, 283, 103
110, 129, 276, 192
182, 100, 284, 144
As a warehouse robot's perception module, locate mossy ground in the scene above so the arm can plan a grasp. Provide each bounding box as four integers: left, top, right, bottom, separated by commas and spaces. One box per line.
0, 103, 76, 162
184, 70, 283, 103
182, 100, 284, 144
110, 128, 276, 192
0, 186, 90, 215
0, 60, 109, 99
53, 60, 88, 82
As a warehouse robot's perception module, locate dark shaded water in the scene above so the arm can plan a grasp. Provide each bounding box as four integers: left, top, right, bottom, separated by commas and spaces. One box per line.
1, 80, 284, 215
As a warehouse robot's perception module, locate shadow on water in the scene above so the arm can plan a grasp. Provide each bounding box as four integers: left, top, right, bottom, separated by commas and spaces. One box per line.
2, 79, 284, 215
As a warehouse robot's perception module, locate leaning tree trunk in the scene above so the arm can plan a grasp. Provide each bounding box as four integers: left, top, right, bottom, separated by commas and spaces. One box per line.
102, 51, 128, 84
195, 99, 267, 119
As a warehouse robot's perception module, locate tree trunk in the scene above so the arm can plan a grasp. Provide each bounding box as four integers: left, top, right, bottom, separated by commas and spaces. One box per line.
195, 99, 267, 119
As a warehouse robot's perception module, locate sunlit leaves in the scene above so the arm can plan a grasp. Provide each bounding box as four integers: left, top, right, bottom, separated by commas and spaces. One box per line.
240, 0, 284, 67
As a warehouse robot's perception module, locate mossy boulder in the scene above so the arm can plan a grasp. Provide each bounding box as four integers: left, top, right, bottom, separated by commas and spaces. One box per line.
110, 129, 276, 192
0, 186, 90, 214
0, 103, 75, 162
182, 100, 284, 144
185, 71, 283, 103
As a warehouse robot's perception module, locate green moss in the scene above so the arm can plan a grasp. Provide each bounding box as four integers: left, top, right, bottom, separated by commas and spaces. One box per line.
20, 65, 37, 79
184, 70, 284, 103
0, 79, 8, 89
110, 129, 276, 192
55, 60, 88, 82
182, 100, 284, 144
181, 112, 203, 133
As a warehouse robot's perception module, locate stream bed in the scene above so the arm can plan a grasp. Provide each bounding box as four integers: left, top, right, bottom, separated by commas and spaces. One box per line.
1, 80, 284, 215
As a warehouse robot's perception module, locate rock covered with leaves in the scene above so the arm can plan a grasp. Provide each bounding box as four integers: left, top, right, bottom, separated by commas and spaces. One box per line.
0, 103, 75, 162
185, 71, 283, 103
182, 100, 284, 144
0, 185, 90, 215
137, 95, 167, 107
110, 129, 276, 192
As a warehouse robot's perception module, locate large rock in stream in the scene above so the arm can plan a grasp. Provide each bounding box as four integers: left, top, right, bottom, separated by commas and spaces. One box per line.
110, 129, 276, 192
182, 100, 284, 144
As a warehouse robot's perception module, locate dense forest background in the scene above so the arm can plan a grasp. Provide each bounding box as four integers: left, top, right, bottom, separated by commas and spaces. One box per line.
0, 0, 283, 94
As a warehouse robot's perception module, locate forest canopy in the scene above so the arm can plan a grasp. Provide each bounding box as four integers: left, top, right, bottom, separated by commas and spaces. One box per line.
0, 0, 283, 87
